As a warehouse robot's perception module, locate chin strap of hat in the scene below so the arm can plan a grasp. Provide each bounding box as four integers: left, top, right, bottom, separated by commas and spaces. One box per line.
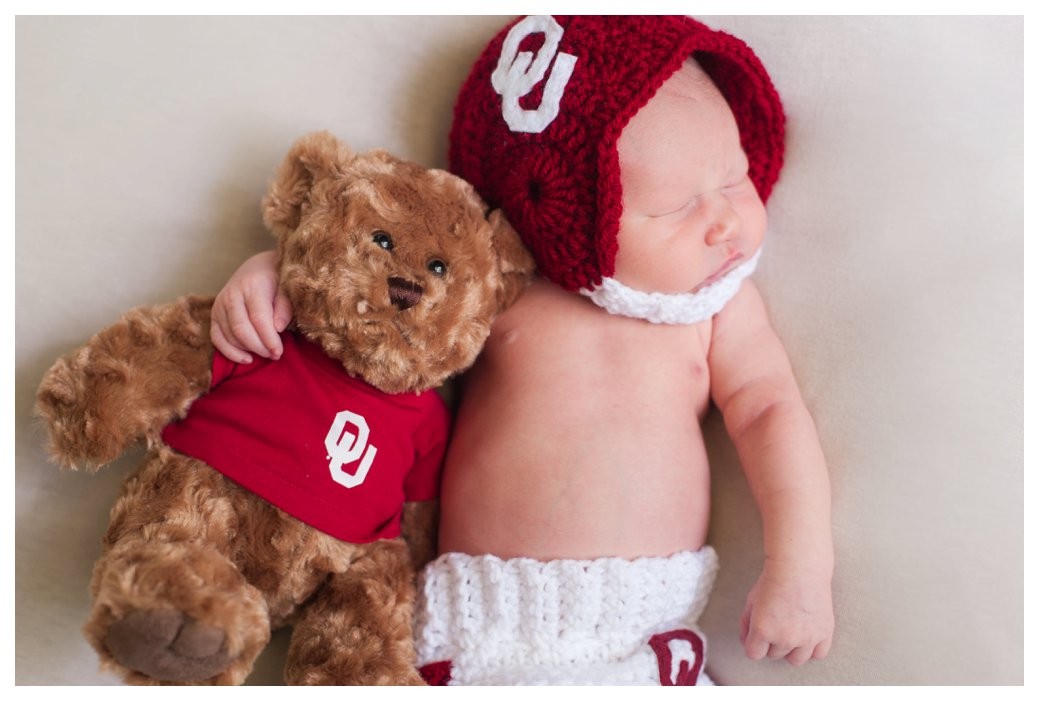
580, 249, 761, 325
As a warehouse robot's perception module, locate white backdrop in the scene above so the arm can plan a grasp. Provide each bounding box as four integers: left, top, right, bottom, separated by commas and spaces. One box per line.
15, 16, 1023, 685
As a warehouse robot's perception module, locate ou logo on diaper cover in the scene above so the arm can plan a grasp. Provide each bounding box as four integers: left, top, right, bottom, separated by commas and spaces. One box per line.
325, 409, 377, 489
492, 15, 578, 134
649, 629, 705, 686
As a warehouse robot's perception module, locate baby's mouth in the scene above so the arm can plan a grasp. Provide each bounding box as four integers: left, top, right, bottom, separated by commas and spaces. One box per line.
692, 253, 744, 293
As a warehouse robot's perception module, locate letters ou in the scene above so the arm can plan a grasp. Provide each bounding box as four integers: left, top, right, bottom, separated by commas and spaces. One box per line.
648, 629, 704, 686
665, 638, 698, 685
325, 410, 377, 488
491, 15, 578, 134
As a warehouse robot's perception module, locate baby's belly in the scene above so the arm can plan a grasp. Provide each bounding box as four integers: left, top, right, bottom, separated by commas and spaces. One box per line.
438, 375, 713, 561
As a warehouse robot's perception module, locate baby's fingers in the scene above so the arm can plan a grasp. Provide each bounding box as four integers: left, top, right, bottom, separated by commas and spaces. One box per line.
211, 315, 253, 365
213, 289, 271, 361
785, 646, 814, 666
742, 626, 771, 661
784, 635, 833, 666
244, 292, 285, 360
272, 289, 293, 334
812, 638, 832, 661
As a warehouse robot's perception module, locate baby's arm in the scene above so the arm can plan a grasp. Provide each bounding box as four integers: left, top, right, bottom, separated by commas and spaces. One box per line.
210, 250, 292, 363
708, 280, 834, 666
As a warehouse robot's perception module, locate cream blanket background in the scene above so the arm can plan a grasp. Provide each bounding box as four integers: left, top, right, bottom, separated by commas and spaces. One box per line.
15, 16, 1023, 685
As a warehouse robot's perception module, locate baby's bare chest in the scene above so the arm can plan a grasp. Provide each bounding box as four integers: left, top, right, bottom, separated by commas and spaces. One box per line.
486, 309, 715, 427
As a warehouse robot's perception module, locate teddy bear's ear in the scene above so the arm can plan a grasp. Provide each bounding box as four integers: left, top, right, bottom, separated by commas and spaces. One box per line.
261, 131, 353, 237
487, 209, 536, 311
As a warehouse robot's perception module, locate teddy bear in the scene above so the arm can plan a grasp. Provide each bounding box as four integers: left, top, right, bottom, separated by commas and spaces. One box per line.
34, 130, 535, 685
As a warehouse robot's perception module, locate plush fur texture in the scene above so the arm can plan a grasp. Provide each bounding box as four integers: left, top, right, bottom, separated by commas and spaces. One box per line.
35, 131, 535, 685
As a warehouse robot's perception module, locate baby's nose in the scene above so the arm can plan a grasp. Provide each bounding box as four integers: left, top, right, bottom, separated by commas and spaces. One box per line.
704, 202, 738, 246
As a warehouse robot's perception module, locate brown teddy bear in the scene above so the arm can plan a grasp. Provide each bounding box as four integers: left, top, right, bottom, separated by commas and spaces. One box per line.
34, 131, 534, 685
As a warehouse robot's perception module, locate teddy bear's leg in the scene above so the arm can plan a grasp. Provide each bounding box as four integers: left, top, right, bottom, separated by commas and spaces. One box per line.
84, 450, 271, 685
284, 538, 425, 685
35, 295, 215, 470
400, 500, 439, 571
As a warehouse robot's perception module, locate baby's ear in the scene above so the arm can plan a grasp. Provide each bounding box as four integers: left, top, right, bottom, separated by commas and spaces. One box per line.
487, 209, 536, 311
261, 131, 353, 237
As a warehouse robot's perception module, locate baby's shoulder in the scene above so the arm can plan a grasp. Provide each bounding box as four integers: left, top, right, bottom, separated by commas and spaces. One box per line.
494, 278, 709, 355
496, 277, 601, 332
709, 279, 771, 345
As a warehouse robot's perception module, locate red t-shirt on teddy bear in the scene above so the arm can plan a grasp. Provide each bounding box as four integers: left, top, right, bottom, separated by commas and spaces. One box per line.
161, 331, 450, 543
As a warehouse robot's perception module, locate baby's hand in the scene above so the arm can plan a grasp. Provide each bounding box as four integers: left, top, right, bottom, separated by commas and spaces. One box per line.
210, 250, 293, 363
740, 561, 834, 666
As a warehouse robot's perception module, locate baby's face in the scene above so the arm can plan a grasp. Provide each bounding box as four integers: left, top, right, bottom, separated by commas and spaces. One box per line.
614, 59, 767, 295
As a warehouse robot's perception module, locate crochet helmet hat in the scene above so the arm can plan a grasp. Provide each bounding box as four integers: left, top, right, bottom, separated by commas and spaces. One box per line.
449, 15, 786, 293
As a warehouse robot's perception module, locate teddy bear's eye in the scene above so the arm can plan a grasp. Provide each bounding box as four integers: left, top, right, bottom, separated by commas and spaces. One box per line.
428, 259, 448, 277
372, 231, 394, 251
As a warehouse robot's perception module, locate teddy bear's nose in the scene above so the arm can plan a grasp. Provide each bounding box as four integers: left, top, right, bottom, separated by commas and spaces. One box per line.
388, 277, 424, 311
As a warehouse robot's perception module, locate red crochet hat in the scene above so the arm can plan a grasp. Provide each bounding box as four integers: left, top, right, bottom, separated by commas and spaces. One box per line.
449, 15, 786, 292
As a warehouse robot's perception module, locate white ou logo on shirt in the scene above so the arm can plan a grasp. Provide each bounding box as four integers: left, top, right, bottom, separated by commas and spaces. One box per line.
492, 15, 578, 134
325, 410, 377, 489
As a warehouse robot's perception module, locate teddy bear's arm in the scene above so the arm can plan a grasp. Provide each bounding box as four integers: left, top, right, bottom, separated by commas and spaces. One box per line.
36, 295, 216, 470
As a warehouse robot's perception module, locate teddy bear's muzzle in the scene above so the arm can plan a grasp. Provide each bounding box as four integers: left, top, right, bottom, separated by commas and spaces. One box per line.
388, 277, 424, 311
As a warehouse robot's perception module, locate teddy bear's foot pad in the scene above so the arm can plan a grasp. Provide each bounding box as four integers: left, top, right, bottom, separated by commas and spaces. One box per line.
105, 608, 232, 683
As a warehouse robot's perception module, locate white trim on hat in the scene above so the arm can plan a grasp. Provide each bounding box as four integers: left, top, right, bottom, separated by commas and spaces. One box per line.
580, 248, 761, 325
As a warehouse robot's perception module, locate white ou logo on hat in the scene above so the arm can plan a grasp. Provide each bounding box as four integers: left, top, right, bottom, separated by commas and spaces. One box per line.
325, 409, 377, 488
492, 15, 578, 134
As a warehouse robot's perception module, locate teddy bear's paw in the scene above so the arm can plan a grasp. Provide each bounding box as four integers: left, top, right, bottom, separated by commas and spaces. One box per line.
36, 357, 119, 469
104, 608, 232, 684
